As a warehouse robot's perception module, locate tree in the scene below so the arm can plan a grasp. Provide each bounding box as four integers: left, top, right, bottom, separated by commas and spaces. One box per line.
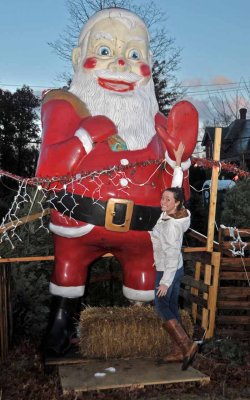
49, 0, 183, 114
0, 86, 40, 177
221, 179, 250, 228
0, 86, 41, 217
202, 79, 250, 127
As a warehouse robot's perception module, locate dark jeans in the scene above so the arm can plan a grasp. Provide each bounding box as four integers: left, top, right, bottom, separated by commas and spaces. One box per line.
154, 267, 184, 321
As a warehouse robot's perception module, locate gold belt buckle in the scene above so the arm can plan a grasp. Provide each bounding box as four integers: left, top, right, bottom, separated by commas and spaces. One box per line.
105, 198, 134, 232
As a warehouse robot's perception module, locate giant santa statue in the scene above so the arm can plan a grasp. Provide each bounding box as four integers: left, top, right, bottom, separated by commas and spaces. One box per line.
36, 8, 198, 354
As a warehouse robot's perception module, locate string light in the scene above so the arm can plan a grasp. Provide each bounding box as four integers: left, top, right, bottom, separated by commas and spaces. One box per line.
0, 157, 249, 252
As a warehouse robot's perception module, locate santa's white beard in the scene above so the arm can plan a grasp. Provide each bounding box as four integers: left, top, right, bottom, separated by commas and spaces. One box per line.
69, 70, 159, 150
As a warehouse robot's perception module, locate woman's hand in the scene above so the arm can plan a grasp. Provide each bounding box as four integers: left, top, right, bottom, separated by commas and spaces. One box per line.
173, 142, 185, 167
156, 283, 168, 297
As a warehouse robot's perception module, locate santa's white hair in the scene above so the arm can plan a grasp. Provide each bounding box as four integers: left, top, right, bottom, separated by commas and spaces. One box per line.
78, 8, 151, 50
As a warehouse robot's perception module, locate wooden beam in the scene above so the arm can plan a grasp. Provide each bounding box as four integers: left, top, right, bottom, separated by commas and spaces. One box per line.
206, 251, 220, 339
0, 256, 54, 264
221, 257, 250, 267
202, 264, 211, 330
218, 287, 250, 298
182, 275, 208, 292
0, 253, 114, 264
216, 315, 250, 325
191, 262, 201, 323
0, 264, 10, 361
219, 271, 250, 280
217, 300, 250, 310
206, 127, 222, 252
221, 242, 250, 251
183, 247, 207, 253
179, 288, 208, 308
188, 229, 220, 250
220, 228, 250, 237
0, 208, 50, 234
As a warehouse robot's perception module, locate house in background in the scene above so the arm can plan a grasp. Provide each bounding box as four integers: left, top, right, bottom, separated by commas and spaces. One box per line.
202, 108, 250, 171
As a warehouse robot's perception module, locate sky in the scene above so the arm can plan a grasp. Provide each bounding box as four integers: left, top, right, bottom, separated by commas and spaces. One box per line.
1, 0, 250, 121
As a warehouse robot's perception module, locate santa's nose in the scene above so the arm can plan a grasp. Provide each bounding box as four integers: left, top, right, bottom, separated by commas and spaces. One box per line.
118, 58, 125, 66
109, 57, 131, 72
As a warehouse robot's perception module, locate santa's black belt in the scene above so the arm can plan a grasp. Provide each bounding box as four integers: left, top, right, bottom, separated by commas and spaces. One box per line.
50, 191, 161, 232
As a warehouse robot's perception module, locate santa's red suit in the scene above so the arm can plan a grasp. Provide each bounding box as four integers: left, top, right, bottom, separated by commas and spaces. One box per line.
36, 89, 198, 302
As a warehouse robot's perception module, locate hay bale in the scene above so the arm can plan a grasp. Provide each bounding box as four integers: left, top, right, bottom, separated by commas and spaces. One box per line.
79, 306, 193, 359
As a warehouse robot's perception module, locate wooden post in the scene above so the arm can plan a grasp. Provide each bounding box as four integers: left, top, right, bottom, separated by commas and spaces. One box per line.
206, 252, 221, 339
202, 264, 211, 330
0, 264, 11, 361
207, 127, 222, 252
191, 261, 201, 323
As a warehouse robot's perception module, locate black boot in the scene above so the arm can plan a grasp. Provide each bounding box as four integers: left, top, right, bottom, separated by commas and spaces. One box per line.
44, 295, 81, 355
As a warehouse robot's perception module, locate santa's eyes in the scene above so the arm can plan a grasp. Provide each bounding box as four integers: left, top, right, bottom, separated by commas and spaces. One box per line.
97, 46, 112, 57
96, 46, 142, 60
128, 49, 141, 60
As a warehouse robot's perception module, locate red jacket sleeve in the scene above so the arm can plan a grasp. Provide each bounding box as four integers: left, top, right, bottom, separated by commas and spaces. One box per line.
36, 89, 117, 178
36, 90, 90, 177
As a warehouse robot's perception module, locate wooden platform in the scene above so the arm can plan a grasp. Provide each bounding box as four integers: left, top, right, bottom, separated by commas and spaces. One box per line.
57, 358, 210, 394
44, 345, 209, 394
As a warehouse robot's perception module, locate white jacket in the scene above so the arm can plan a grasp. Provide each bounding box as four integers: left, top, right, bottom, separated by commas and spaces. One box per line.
150, 209, 190, 287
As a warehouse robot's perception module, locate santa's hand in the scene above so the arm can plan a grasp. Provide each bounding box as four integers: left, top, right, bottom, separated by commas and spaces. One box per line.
157, 100, 198, 163
80, 115, 117, 142
75, 115, 117, 153
156, 283, 168, 297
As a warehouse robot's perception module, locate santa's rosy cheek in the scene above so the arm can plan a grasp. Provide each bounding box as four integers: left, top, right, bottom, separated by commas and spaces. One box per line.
83, 57, 97, 69
140, 63, 151, 77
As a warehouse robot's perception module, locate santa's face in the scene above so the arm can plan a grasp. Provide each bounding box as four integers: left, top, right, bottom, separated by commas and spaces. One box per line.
70, 14, 159, 150
81, 18, 151, 93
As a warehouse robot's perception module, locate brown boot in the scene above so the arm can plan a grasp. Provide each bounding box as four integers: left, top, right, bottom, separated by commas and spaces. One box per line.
162, 323, 183, 362
163, 319, 198, 370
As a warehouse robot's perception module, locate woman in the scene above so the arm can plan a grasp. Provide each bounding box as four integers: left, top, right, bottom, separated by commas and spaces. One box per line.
150, 148, 198, 371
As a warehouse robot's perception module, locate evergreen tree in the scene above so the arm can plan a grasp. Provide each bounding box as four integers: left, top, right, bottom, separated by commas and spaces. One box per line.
152, 60, 181, 115
0, 86, 41, 217
221, 179, 250, 227
0, 85, 41, 177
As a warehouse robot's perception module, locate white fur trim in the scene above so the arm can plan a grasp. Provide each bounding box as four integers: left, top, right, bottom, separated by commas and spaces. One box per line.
165, 150, 191, 171
49, 222, 94, 238
164, 150, 176, 169
75, 127, 93, 154
50, 282, 85, 297
123, 286, 154, 302
180, 158, 191, 171
171, 167, 183, 188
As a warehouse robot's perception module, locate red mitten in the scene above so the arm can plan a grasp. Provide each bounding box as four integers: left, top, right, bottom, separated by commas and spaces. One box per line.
80, 115, 117, 143
156, 100, 198, 161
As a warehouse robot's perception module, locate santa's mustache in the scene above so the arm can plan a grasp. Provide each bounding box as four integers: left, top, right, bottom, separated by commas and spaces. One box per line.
94, 69, 142, 83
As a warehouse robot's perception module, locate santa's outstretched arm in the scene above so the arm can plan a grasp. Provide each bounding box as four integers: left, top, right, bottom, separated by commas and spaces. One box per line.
156, 100, 198, 199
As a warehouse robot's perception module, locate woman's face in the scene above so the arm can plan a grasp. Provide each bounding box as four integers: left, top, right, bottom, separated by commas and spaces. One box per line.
160, 190, 180, 215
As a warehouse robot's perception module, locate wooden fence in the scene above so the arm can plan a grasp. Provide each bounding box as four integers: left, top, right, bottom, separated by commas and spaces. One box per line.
216, 227, 250, 338
1, 224, 249, 361
0, 248, 220, 361
180, 251, 220, 339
